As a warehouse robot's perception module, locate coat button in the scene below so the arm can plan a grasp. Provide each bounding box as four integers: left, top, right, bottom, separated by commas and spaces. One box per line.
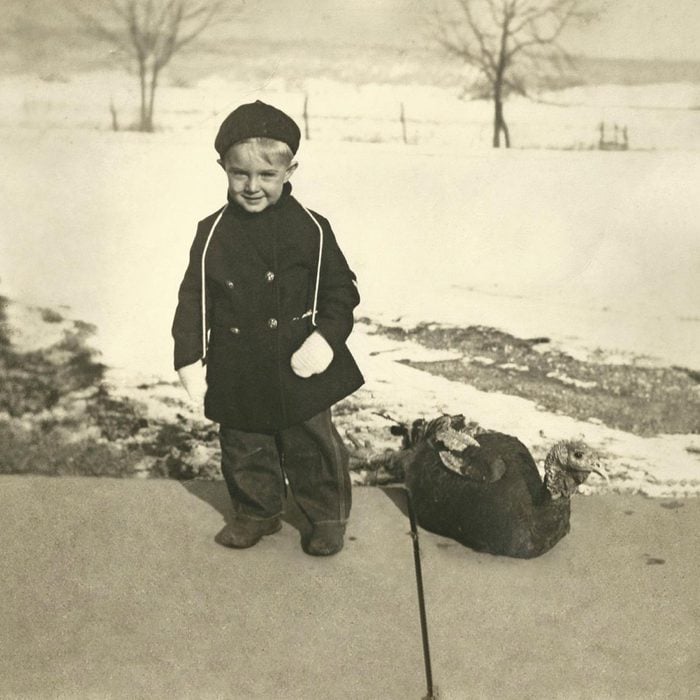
229, 326, 240, 335
226, 280, 235, 289
267, 318, 278, 330
265, 271, 275, 283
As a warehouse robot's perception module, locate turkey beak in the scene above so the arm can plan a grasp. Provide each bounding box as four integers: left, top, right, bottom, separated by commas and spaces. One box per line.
590, 465, 609, 484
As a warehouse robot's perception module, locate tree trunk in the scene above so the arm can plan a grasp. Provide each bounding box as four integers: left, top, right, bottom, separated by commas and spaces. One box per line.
492, 12, 512, 149
501, 115, 511, 148
493, 97, 503, 148
493, 97, 511, 149
145, 65, 159, 133
138, 60, 149, 132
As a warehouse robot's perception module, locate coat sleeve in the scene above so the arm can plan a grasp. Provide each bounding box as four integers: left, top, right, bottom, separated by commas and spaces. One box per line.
312, 215, 360, 351
171, 221, 210, 371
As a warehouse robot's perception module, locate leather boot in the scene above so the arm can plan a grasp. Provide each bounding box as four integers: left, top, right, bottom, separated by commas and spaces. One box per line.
302, 522, 346, 556
220, 516, 282, 549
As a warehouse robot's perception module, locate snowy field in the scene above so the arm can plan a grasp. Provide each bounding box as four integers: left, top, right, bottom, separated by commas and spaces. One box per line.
1, 124, 697, 376
1, 71, 698, 495
3, 71, 700, 151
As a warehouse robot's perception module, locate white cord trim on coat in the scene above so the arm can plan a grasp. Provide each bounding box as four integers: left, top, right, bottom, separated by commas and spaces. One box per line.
200, 204, 228, 359
299, 205, 324, 327
199, 202, 321, 358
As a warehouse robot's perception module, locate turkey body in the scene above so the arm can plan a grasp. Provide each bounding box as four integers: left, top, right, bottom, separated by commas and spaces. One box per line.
404, 432, 571, 559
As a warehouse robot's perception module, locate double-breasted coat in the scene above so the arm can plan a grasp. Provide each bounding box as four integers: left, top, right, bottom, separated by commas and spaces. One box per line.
172, 184, 364, 433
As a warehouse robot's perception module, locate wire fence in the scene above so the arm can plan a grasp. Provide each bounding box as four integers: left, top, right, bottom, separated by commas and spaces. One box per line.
4, 75, 700, 151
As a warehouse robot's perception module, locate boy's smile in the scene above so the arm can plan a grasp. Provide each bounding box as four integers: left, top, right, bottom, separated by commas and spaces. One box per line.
220, 141, 297, 214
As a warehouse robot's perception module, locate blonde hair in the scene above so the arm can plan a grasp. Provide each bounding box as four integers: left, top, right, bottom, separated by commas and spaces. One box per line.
225, 137, 294, 165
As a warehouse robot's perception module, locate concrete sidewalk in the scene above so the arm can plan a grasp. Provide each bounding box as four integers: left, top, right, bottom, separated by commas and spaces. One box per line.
1, 476, 698, 699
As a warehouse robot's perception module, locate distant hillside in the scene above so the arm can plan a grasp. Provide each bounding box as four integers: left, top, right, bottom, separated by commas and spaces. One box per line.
170, 41, 700, 91
572, 55, 700, 86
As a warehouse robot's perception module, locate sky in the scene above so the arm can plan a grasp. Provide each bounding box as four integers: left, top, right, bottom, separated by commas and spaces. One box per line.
3, 0, 700, 67
235, 0, 700, 62
565, 0, 700, 61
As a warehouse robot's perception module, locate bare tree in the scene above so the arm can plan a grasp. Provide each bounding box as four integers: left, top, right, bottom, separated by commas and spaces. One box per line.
69, 0, 225, 132
433, 0, 601, 147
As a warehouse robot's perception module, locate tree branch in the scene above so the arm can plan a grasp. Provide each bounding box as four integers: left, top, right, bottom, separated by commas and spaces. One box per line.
431, 0, 602, 145
67, 0, 229, 131
173, 2, 222, 52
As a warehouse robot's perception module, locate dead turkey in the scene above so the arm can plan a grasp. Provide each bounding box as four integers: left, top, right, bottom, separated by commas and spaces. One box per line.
386, 414, 605, 559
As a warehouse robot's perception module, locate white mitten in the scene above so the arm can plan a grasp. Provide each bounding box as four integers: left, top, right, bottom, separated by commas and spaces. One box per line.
177, 361, 207, 406
291, 331, 334, 378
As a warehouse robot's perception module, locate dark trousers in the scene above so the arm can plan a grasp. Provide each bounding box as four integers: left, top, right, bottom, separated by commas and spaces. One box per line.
219, 409, 351, 525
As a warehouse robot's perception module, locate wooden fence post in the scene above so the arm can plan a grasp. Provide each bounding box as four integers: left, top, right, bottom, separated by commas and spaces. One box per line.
303, 93, 310, 141
400, 101, 408, 144
109, 98, 119, 132
598, 121, 629, 151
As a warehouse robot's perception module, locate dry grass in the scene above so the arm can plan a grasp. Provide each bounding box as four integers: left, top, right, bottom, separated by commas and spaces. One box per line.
372, 322, 700, 437
0, 296, 220, 480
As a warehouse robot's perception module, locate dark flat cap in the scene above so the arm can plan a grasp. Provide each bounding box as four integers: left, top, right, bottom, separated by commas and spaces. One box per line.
215, 100, 301, 158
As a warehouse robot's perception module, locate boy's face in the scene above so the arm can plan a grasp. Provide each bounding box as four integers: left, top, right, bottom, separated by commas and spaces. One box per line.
219, 141, 297, 214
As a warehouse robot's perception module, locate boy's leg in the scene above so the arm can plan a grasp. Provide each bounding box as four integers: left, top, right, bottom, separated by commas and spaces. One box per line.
277, 409, 351, 555
218, 426, 285, 547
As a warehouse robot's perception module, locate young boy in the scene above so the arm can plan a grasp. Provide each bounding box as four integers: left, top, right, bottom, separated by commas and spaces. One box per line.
172, 101, 364, 556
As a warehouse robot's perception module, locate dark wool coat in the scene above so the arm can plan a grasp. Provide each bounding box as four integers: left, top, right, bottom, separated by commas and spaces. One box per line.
172, 184, 364, 433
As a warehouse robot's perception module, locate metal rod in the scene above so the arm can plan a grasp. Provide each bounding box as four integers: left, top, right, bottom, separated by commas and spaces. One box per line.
404, 487, 436, 699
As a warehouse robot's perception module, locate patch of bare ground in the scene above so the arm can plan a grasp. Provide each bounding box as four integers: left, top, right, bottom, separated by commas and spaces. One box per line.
367, 321, 700, 437
3, 295, 697, 484
0, 295, 220, 479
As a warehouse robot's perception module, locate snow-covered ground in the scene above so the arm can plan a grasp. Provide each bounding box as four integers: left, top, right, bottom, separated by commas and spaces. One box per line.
2, 71, 700, 150
0, 70, 698, 495
347, 327, 700, 499
1, 128, 697, 374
